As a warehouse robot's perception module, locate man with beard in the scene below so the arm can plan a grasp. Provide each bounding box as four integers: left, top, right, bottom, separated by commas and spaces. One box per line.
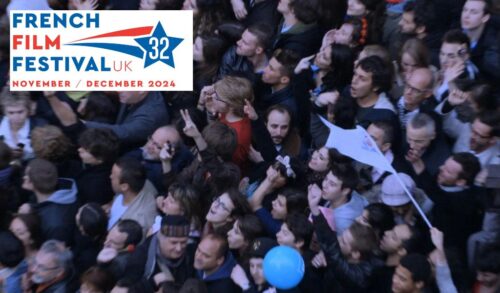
249, 104, 302, 162
398, 1, 428, 41
125, 125, 194, 193
409, 152, 484, 254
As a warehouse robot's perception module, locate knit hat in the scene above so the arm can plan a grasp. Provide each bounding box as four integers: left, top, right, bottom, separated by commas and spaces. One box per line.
381, 173, 415, 206
248, 237, 278, 259
160, 215, 190, 237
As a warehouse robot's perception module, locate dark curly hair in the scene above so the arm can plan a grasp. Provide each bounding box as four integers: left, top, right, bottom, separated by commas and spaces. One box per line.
78, 128, 120, 164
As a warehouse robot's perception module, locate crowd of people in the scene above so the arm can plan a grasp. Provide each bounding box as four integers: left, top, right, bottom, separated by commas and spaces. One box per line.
0, 0, 499, 292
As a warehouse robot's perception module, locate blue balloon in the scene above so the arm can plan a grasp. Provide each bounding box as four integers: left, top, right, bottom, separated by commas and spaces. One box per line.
263, 246, 305, 290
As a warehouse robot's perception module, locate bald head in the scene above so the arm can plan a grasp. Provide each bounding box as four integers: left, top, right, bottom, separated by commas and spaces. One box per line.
155, 125, 181, 145
403, 67, 434, 110
143, 125, 181, 161
410, 68, 434, 90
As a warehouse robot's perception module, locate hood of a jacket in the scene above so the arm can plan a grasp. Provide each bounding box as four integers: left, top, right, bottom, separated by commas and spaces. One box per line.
46, 178, 77, 205
198, 251, 236, 282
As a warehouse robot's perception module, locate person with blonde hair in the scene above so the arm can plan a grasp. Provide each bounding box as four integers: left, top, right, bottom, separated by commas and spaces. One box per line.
198, 75, 254, 171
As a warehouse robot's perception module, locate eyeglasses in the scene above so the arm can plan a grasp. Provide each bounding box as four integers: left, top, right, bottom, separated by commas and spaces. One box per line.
147, 135, 162, 151
404, 83, 427, 95
31, 260, 60, 272
213, 197, 231, 213
439, 48, 467, 60
471, 128, 491, 140
213, 90, 228, 104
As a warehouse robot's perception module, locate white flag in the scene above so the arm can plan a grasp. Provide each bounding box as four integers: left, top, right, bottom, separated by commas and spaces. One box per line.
319, 115, 433, 228
319, 115, 396, 174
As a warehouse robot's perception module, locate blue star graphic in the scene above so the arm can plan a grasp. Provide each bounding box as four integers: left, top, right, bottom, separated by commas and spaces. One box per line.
135, 22, 183, 68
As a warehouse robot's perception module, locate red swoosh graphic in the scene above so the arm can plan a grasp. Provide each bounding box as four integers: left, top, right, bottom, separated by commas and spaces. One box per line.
71, 26, 154, 42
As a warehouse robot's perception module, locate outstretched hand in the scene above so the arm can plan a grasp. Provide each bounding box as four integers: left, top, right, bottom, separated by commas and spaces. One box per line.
308, 184, 322, 216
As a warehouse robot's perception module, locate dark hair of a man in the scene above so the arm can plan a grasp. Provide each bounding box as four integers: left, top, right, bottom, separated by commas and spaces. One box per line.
78, 128, 120, 164
477, 110, 500, 137
289, 0, 320, 24
399, 253, 432, 285
349, 222, 378, 259
328, 163, 359, 192
357, 56, 393, 94
203, 233, 229, 259
442, 29, 471, 52
281, 188, 308, 215
81, 266, 116, 292
370, 120, 395, 145
114, 157, 146, 194
78, 203, 108, 241
331, 95, 357, 130
285, 213, 314, 250
401, 225, 429, 255
235, 214, 265, 243
469, 83, 496, 112
27, 158, 58, 194
412, 0, 437, 31
178, 278, 208, 293
364, 203, 396, 239
247, 23, 274, 50
272, 49, 301, 78
117, 219, 143, 247
451, 152, 481, 186
82, 92, 119, 123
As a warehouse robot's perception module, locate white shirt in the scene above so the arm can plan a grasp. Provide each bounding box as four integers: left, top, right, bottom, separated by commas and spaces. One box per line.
108, 195, 128, 230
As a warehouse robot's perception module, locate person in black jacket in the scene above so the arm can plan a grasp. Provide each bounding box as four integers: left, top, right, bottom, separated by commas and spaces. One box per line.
76, 128, 119, 205
308, 183, 381, 292
194, 233, 240, 293
408, 152, 484, 256
97, 219, 143, 281
20, 159, 78, 247
256, 49, 301, 125
273, 0, 323, 58
217, 23, 273, 82
461, 0, 500, 83
392, 254, 433, 293
119, 215, 196, 292
125, 125, 194, 194
403, 113, 451, 177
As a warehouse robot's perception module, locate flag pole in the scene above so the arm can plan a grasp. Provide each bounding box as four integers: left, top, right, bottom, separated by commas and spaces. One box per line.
359, 126, 433, 228
319, 116, 433, 228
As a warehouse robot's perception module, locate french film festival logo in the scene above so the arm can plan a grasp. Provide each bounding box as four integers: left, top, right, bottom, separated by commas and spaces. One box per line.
10, 11, 193, 91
